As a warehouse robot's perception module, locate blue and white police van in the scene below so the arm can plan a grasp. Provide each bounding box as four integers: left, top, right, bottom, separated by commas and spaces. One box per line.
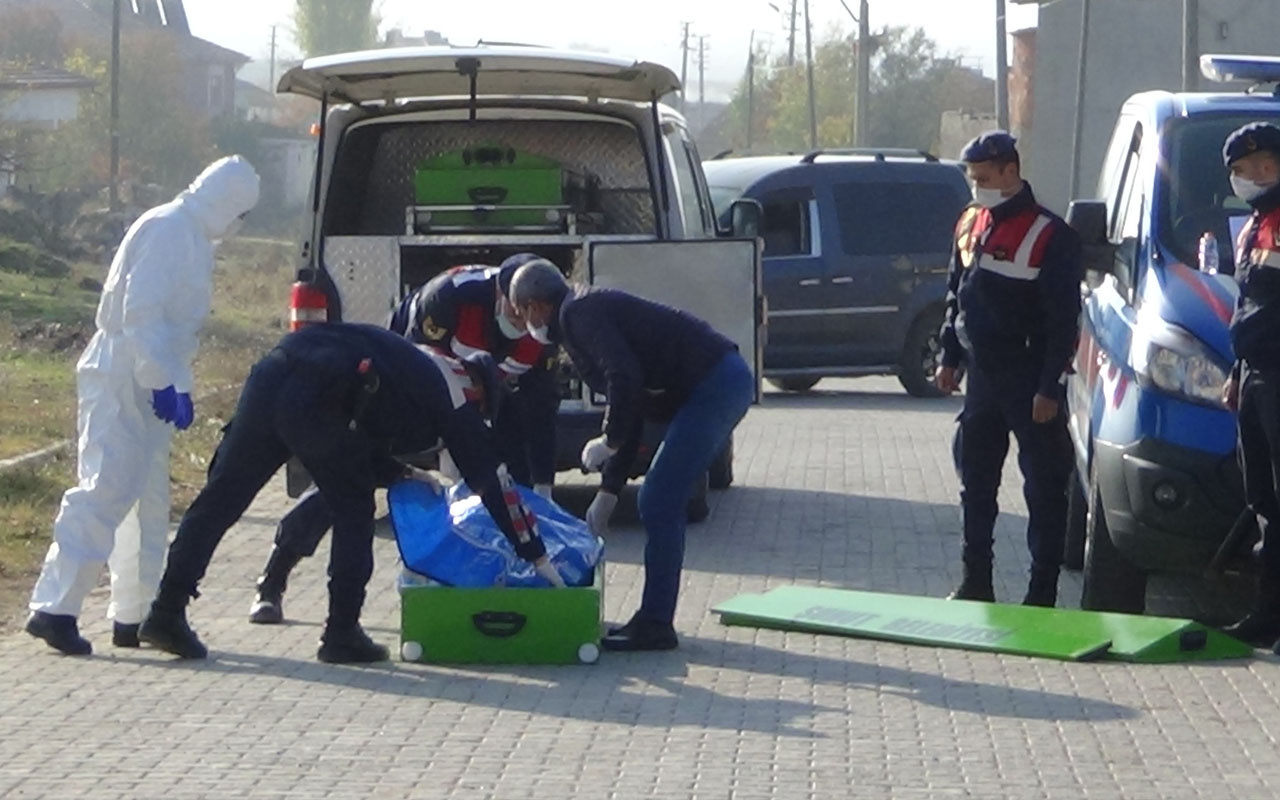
1065, 55, 1280, 612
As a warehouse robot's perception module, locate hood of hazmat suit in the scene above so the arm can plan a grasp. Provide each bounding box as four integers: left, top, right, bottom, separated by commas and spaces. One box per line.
89, 155, 260, 393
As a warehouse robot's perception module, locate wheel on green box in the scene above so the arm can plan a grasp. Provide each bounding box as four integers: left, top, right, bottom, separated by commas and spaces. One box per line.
577, 643, 600, 664
401, 640, 424, 662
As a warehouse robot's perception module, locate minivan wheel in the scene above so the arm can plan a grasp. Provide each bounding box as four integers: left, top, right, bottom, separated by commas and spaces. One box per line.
1081, 464, 1147, 612
708, 437, 734, 490
687, 472, 710, 523
897, 311, 946, 398
768, 376, 820, 393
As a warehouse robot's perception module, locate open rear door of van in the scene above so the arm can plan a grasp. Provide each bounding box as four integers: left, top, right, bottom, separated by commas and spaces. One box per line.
587, 239, 763, 401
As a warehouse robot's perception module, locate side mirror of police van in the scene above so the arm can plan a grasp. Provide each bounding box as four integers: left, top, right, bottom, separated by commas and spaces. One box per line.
1066, 199, 1115, 288
726, 198, 762, 239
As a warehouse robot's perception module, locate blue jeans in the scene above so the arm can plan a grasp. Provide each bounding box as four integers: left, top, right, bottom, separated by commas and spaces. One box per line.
635, 352, 755, 624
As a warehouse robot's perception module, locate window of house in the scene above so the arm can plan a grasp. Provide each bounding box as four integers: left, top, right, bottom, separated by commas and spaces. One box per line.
207, 66, 225, 113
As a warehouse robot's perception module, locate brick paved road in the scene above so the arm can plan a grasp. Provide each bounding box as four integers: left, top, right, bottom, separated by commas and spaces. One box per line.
2, 377, 1277, 799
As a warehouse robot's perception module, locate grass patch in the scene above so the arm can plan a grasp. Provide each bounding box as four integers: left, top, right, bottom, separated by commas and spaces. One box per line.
0, 238, 296, 628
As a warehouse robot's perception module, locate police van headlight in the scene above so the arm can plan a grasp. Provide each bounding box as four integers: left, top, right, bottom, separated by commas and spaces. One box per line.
1133, 322, 1229, 408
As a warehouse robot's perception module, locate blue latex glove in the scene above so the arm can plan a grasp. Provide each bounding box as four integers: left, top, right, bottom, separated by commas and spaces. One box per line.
174, 392, 194, 431
151, 386, 179, 424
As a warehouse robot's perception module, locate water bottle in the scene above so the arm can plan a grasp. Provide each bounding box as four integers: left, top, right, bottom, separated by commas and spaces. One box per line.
1198, 232, 1220, 275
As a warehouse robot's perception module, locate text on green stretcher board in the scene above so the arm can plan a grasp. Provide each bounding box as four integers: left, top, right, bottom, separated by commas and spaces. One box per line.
796, 605, 1015, 645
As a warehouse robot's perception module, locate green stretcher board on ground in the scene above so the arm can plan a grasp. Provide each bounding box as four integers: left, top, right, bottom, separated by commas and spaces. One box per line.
712, 586, 1253, 663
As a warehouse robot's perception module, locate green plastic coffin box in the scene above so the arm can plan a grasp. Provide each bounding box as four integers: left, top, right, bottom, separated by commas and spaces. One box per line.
412, 145, 565, 230
399, 567, 603, 665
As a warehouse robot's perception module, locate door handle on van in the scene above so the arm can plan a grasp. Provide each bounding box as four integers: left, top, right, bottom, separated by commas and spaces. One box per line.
830, 276, 854, 284
798, 278, 821, 287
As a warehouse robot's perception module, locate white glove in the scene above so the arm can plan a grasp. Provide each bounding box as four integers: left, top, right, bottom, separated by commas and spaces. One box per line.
585, 490, 618, 536
581, 435, 618, 473
533, 483, 554, 500
405, 466, 444, 494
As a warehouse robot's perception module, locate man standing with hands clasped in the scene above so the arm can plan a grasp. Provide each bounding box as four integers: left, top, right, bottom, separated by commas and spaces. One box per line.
935, 131, 1082, 608
26, 156, 260, 655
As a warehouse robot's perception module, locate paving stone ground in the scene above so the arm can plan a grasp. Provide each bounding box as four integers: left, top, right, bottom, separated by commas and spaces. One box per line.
2, 377, 1277, 799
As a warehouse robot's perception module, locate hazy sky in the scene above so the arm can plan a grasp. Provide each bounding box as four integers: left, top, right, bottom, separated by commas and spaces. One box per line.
186, 0, 1039, 99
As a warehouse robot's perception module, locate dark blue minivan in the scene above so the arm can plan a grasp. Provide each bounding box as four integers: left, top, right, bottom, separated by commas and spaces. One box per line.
704, 149, 971, 396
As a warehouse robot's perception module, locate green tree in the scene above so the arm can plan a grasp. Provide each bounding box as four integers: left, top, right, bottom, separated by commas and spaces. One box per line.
0, 7, 64, 66
293, 0, 380, 58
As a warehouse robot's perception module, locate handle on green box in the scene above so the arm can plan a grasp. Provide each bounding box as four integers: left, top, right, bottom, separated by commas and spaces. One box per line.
471, 611, 527, 638
467, 186, 509, 205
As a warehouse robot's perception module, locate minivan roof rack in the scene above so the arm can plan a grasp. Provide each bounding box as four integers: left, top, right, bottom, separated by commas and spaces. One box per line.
800, 147, 938, 163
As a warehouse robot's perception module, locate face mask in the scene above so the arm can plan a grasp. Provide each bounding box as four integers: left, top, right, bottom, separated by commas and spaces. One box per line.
973, 187, 1009, 209
528, 323, 553, 345
496, 312, 523, 340
1231, 174, 1274, 203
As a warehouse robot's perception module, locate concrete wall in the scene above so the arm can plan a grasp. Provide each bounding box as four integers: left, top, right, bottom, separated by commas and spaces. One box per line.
1027, 0, 1280, 215
940, 110, 999, 162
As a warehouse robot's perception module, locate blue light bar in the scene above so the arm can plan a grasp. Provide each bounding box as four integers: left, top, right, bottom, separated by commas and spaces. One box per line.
1201, 54, 1280, 84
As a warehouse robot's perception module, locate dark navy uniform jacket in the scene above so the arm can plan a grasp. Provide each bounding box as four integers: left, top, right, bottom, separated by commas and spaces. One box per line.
939, 184, 1083, 396
388, 265, 551, 380
1232, 185, 1280, 371
549, 286, 735, 491
278, 323, 536, 552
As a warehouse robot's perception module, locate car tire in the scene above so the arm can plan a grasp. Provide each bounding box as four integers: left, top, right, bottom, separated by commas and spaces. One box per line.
768, 376, 820, 393
897, 309, 946, 398
1081, 464, 1147, 612
1062, 466, 1088, 571
708, 437, 734, 490
686, 472, 710, 523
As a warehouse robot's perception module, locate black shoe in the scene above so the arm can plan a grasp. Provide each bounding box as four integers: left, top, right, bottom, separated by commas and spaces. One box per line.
112, 622, 140, 648
25, 612, 92, 655
248, 595, 283, 624
601, 617, 678, 651
1022, 571, 1059, 608
317, 625, 389, 663
947, 570, 995, 602
139, 607, 207, 659
1223, 614, 1280, 649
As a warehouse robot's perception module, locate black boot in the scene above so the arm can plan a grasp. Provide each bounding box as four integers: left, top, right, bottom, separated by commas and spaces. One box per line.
602, 614, 678, 651
112, 622, 140, 648
26, 612, 92, 656
947, 563, 995, 602
317, 624, 389, 663
249, 546, 302, 625
1224, 614, 1280, 648
1022, 569, 1059, 608
139, 588, 207, 659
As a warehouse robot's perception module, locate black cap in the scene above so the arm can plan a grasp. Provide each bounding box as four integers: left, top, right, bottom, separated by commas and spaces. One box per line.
960, 130, 1018, 163
1223, 122, 1280, 166
497, 253, 542, 298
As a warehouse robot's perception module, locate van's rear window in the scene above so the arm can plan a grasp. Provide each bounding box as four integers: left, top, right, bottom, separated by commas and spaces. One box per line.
832, 181, 968, 256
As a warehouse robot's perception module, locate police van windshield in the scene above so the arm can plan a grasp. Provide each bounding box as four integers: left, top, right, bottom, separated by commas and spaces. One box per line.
1162, 113, 1280, 272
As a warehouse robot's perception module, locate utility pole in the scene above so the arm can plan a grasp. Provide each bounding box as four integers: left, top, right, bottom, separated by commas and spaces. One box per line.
856, 0, 870, 147
698, 35, 709, 129
788, 0, 798, 66
1182, 0, 1200, 92
109, 0, 121, 212
995, 0, 1009, 130
680, 22, 691, 112
804, 0, 817, 149
747, 31, 756, 150
269, 25, 278, 91
1069, 0, 1091, 200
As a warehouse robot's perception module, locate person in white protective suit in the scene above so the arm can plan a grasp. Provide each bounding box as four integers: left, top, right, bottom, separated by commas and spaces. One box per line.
25, 156, 260, 656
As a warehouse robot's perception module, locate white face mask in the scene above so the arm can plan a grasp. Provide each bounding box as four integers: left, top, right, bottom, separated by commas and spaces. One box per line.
1231, 174, 1274, 203
528, 323, 553, 345
972, 187, 1009, 209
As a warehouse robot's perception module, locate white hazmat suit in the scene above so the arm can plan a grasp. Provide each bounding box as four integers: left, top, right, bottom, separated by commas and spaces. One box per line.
29, 156, 260, 627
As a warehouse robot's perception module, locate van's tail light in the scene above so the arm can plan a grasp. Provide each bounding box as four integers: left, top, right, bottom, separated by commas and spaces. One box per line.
289, 282, 327, 330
